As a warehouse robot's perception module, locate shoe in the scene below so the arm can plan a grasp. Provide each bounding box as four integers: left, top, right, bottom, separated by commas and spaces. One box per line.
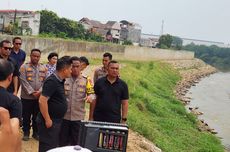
32, 133, 39, 141
22, 133, 29, 141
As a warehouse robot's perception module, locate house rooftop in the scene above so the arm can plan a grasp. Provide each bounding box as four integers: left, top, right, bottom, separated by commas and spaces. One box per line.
106, 21, 116, 27
0, 9, 34, 13
80, 17, 105, 28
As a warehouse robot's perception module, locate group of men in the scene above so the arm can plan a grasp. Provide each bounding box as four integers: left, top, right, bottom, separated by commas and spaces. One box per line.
0, 37, 129, 152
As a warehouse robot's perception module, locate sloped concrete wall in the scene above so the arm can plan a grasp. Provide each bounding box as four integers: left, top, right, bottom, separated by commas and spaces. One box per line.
124, 46, 194, 60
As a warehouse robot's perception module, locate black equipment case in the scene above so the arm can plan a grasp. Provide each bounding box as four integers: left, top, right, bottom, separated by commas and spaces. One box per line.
78, 121, 129, 152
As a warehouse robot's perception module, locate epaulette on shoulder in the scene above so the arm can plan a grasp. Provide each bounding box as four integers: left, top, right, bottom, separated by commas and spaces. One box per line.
82, 75, 88, 79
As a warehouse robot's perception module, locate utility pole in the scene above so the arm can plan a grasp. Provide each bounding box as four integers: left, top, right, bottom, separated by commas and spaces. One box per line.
13, 9, 17, 23
13, 9, 17, 35
160, 20, 164, 36
2, 16, 5, 34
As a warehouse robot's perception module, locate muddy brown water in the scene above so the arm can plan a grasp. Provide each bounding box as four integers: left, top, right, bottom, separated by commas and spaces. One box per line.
186, 72, 230, 151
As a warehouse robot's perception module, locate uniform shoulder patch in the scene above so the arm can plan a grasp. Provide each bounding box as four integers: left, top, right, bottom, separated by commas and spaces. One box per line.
82, 73, 88, 78
20, 66, 25, 72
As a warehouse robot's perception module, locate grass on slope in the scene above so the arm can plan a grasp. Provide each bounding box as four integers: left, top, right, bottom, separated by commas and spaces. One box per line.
120, 61, 223, 152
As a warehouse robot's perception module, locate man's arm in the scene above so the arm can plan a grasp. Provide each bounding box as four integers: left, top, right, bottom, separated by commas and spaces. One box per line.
93, 70, 98, 84
38, 95, 52, 128
10, 97, 22, 121
13, 76, 18, 96
121, 100, 128, 124
0, 107, 21, 152
12, 59, 20, 96
22, 51, 26, 65
89, 98, 96, 120
36, 66, 48, 98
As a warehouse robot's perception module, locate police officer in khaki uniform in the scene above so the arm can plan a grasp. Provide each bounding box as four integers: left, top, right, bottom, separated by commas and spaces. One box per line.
19, 49, 47, 141
93, 52, 112, 83
59, 56, 95, 146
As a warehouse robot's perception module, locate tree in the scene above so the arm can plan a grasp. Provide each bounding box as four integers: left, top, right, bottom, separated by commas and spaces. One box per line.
158, 34, 173, 48
39, 10, 103, 41
172, 36, 183, 50
85, 31, 104, 42
183, 43, 230, 71
39, 10, 59, 34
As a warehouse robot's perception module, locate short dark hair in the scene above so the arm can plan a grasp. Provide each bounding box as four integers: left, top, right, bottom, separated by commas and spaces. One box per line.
12, 37, 22, 43
0, 40, 11, 47
0, 59, 14, 81
79, 56, 89, 65
48, 52, 58, 60
70, 56, 80, 63
108, 60, 118, 66
56, 56, 72, 71
103, 52, 112, 60
31, 48, 41, 54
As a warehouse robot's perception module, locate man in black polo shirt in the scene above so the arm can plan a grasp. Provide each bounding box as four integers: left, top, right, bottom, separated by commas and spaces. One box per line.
0, 59, 22, 120
90, 60, 129, 123
37, 56, 72, 152
0, 40, 19, 95
10, 37, 26, 68
0, 59, 22, 151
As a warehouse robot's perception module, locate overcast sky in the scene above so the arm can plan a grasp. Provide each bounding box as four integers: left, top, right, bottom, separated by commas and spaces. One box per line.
0, 0, 229, 44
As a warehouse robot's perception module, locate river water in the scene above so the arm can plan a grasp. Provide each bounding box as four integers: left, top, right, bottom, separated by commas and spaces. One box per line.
185, 72, 230, 150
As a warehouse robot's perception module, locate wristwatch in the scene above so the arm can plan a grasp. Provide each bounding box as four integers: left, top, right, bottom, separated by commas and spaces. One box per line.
122, 118, 127, 121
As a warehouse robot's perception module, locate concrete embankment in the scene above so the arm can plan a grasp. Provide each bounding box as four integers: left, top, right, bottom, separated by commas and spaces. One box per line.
0, 35, 194, 61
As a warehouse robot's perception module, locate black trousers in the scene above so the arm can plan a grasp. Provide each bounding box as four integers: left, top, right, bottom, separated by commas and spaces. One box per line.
21, 98, 39, 134
37, 113, 62, 152
59, 119, 81, 146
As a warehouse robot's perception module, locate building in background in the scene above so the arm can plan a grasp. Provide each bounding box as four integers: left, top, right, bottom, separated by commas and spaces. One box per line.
79, 17, 105, 33
105, 21, 121, 43
140, 33, 159, 48
140, 33, 230, 48
79, 17, 107, 38
120, 20, 142, 45
79, 18, 142, 44
0, 9, 40, 35
79, 17, 121, 43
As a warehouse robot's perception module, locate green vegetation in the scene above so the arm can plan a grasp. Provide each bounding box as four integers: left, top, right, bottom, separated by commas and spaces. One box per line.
122, 40, 133, 45
156, 35, 230, 71
39, 10, 104, 42
172, 36, 183, 50
157, 34, 173, 49
120, 61, 223, 152
156, 34, 183, 50
183, 43, 230, 71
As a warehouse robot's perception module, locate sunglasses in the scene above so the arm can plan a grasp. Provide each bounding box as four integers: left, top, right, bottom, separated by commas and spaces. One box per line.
15, 43, 22, 45
3, 47, 11, 50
